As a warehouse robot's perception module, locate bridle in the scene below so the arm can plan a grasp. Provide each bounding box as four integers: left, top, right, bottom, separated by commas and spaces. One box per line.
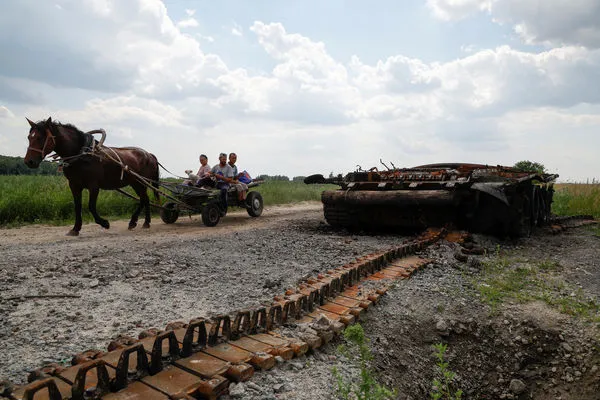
27, 125, 56, 159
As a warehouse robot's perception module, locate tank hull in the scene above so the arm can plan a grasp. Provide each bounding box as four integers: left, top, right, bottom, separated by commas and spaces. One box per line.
310, 163, 557, 237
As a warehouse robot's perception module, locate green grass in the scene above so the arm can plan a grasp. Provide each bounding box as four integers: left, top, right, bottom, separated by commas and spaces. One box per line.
0, 175, 139, 226
475, 255, 600, 322
333, 324, 397, 400
552, 183, 600, 218
0, 175, 335, 226
256, 180, 335, 206
431, 343, 463, 400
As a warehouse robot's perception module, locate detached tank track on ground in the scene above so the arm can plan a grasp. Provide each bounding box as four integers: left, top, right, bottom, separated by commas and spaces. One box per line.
1, 217, 597, 400
547, 215, 598, 234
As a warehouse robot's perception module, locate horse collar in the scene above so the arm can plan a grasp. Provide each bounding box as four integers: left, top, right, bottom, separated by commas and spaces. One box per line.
81, 132, 95, 153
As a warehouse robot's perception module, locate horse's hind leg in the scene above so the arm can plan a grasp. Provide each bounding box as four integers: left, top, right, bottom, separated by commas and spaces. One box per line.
140, 187, 152, 229
88, 187, 110, 229
129, 184, 149, 229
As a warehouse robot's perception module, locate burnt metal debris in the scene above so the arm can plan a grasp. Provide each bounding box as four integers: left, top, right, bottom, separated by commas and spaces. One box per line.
305, 162, 560, 237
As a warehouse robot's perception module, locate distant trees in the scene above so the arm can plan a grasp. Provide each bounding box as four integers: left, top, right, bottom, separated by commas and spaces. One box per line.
255, 174, 290, 181
513, 160, 546, 174
292, 176, 306, 182
0, 155, 59, 175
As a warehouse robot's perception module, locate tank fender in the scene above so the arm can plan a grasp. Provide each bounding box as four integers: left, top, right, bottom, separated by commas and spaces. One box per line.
470, 182, 510, 206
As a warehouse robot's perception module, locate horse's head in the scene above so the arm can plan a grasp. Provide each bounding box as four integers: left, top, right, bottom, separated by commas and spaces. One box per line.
24, 117, 56, 168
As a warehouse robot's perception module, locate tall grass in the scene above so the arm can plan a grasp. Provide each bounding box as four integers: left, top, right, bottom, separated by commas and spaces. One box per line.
0, 176, 334, 226
258, 180, 334, 206
0, 176, 139, 226
552, 184, 600, 218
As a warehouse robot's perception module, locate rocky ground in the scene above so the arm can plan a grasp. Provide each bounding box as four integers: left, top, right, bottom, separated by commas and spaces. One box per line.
1, 202, 599, 399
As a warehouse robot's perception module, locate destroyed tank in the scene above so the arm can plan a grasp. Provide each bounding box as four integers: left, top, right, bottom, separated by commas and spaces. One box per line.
304, 163, 558, 237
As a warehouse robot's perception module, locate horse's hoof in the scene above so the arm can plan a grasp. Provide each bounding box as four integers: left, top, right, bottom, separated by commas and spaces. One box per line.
142, 223, 150, 229
101, 221, 110, 229
128, 223, 137, 230
66, 230, 79, 237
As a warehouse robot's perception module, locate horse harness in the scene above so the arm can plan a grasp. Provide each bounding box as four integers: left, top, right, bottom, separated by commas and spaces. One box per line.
28, 122, 203, 209
29, 124, 113, 170
27, 125, 56, 157
28, 124, 176, 201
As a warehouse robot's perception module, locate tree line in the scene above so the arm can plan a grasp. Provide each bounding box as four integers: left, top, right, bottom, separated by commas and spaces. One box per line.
0, 155, 59, 175
1, 154, 546, 178
255, 174, 307, 182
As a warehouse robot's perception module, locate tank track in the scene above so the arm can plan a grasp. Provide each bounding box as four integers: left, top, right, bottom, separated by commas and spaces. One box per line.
1, 229, 445, 400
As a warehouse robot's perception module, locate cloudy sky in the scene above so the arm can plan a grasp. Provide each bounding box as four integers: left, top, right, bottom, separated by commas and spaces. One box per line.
1, 0, 599, 182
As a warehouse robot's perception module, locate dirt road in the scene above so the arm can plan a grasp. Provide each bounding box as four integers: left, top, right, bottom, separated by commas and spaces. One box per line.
1, 203, 599, 399
0, 202, 404, 387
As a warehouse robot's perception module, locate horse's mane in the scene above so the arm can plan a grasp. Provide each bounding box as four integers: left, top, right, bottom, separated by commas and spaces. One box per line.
36, 119, 88, 148
37, 119, 84, 135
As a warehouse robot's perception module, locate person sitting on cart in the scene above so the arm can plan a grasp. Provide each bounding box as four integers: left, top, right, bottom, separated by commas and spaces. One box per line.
195, 154, 215, 188
210, 152, 235, 213
183, 154, 212, 186
228, 152, 248, 202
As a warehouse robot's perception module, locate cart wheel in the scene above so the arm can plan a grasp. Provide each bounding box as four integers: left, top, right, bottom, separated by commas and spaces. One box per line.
202, 201, 221, 227
160, 202, 179, 224
246, 191, 263, 217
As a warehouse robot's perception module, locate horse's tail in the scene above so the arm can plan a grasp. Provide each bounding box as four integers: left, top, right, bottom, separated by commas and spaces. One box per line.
151, 155, 161, 203
152, 180, 160, 203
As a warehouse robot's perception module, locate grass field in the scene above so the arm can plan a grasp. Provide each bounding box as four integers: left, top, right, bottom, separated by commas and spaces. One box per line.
552, 183, 600, 219
0, 175, 335, 226
0, 176, 597, 227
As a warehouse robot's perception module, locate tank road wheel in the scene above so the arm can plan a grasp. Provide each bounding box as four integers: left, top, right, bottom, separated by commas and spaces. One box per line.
246, 191, 264, 217
202, 201, 221, 227
536, 188, 548, 226
531, 187, 541, 227
160, 202, 179, 224
510, 194, 532, 238
323, 203, 354, 229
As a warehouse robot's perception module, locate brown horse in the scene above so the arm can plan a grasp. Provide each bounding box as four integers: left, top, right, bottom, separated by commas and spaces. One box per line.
24, 117, 160, 236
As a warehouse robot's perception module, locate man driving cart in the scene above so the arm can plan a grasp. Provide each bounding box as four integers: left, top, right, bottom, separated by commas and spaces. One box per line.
210, 152, 234, 214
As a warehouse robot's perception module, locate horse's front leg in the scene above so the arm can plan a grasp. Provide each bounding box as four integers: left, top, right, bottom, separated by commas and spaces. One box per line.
88, 187, 110, 229
68, 183, 83, 236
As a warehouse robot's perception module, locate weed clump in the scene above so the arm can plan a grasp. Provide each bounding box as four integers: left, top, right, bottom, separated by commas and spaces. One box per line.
332, 323, 397, 400
430, 343, 463, 400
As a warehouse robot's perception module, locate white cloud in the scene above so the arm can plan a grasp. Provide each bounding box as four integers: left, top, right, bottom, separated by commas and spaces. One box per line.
198, 34, 215, 43
177, 17, 199, 29
0, 0, 229, 98
0, 0, 599, 181
231, 22, 243, 37
428, 0, 600, 48
427, 0, 493, 21
177, 8, 199, 28
0, 106, 15, 119
494, 0, 600, 48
